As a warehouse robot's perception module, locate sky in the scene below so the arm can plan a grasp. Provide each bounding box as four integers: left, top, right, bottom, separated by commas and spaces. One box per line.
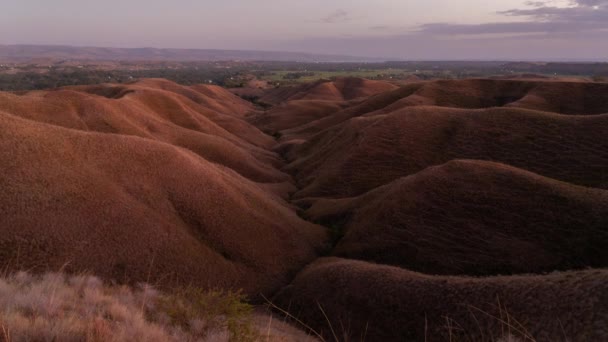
1, 0, 608, 60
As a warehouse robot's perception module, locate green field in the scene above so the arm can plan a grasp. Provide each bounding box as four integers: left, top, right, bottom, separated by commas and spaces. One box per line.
262, 68, 414, 83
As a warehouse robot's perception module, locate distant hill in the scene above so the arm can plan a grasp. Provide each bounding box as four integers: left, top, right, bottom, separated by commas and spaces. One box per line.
502, 61, 608, 76
0, 44, 381, 63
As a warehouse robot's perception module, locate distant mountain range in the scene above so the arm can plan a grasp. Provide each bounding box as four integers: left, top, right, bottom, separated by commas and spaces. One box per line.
0, 44, 383, 63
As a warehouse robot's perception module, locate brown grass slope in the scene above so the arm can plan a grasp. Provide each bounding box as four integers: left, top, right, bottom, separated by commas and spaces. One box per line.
0, 79, 288, 184
330, 77, 399, 101
80, 79, 254, 117
395, 79, 608, 114
276, 79, 608, 143
0, 111, 326, 296
344, 79, 608, 116
259, 77, 397, 105
264, 88, 420, 154
305, 160, 608, 276
286, 106, 608, 199
275, 83, 421, 142
274, 258, 608, 342
248, 100, 351, 133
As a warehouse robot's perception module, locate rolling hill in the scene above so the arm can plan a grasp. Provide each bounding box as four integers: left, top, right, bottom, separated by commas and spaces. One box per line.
0, 80, 327, 296
1, 76, 607, 341
305, 160, 608, 275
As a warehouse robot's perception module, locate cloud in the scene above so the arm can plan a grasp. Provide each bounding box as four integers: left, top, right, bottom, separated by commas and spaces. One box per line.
319, 10, 351, 24
277, 30, 608, 60
500, 0, 608, 20
573, 0, 605, 6
280, 0, 608, 60
370, 25, 391, 31
418, 21, 607, 36
416, 0, 608, 37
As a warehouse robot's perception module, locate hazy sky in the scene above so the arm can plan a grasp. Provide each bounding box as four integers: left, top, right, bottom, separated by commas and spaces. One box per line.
2, 0, 608, 60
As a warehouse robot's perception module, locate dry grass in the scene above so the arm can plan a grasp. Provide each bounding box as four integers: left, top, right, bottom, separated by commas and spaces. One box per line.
0, 272, 312, 342
0, 106, 326, 295
274, 258, 608, 341
265, 294, 534, 342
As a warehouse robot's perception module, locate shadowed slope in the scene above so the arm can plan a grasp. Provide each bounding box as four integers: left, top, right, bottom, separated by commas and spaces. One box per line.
250, 78, 608, 342
331, 77, 399, 100
305, 160, 608, 275
274, 258, 608, 342
403, 79, 608, 114
286, 106, 608, 199
277, 84, 422, 141
355, 79, 608, 115
248, 100, 351, 133
277, 79, 608, 143
505, 81, 608, 114
259, 77, 397, 105
0, 111, 326, 296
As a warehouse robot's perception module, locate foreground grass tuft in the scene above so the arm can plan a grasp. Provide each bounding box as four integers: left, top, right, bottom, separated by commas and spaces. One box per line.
157, 288, 256, 341
0, 272, 260, 342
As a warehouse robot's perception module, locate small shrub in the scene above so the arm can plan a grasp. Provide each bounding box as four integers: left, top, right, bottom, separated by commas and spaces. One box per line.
156, 288, 257, 341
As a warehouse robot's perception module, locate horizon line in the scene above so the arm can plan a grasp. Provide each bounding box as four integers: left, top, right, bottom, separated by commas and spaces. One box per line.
1, 43, 608, 63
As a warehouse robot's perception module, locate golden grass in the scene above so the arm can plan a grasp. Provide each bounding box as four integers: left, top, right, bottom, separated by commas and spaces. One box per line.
0, 272, 314, 342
